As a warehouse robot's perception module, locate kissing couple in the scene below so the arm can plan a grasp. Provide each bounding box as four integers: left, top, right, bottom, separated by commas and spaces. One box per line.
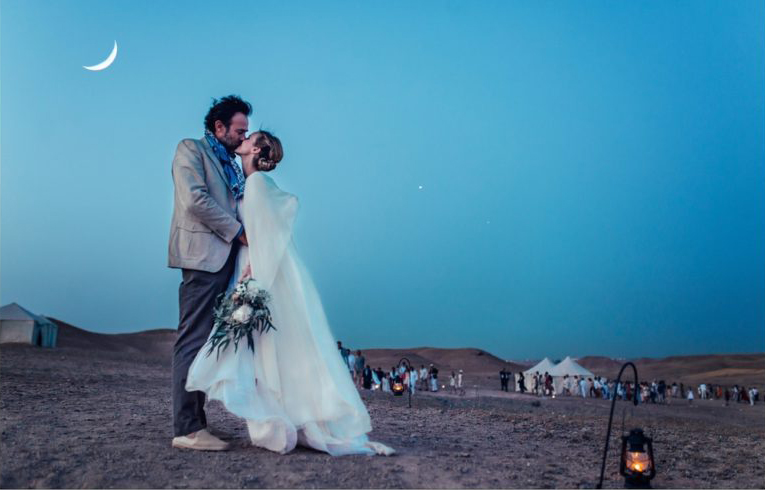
167, 95, 394, 456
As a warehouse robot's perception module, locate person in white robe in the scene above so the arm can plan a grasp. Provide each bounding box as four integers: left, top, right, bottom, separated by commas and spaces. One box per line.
408, 367, 418, 395
419, 365, 429, 391
347, 351, 356, 379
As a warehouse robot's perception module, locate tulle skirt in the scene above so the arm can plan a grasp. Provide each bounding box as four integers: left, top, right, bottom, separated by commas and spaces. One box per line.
187, 172, 392, 456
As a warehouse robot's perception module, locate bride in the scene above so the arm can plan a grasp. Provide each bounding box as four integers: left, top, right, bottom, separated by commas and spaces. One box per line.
186, 131, 394, 456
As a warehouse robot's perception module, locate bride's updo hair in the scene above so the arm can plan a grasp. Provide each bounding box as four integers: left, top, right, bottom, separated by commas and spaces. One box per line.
252, 130, 283, 168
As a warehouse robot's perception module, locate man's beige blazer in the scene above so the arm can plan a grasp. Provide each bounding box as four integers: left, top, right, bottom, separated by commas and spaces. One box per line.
168, 137, 241, 273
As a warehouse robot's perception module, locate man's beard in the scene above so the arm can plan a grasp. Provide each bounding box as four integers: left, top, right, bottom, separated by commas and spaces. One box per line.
221, 133, 240, 153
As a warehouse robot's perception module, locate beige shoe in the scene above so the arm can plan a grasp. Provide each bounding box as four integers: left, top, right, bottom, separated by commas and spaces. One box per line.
172, 429, 231, 451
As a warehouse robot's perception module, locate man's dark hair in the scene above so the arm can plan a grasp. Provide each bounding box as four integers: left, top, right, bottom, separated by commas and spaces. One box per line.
204, 95, 252, 133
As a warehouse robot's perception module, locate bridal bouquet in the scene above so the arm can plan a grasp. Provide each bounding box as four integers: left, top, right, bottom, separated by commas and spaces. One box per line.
206, 278, 276, 359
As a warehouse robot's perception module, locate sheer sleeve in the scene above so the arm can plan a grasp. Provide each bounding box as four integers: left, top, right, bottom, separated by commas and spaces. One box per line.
240, 173, 299, 291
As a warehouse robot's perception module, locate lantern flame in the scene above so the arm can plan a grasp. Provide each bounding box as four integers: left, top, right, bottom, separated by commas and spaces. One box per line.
626, 451, 652, 474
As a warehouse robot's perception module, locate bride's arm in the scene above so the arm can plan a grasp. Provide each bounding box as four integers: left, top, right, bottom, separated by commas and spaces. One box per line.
241, 262, 252, 281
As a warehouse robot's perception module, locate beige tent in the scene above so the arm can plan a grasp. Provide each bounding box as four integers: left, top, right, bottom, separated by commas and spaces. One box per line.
522, 357, 558, 392
549, 356, 594, 395
0, 303, 58, 347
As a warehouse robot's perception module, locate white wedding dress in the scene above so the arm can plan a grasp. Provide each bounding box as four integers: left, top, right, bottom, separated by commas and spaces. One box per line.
186, 172, 394, 456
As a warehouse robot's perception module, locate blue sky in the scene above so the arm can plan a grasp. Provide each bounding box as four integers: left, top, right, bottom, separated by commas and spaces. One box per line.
1, 1, 763, 360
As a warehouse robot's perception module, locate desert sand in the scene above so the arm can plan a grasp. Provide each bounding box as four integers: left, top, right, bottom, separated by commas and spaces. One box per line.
1, 322, 763, 489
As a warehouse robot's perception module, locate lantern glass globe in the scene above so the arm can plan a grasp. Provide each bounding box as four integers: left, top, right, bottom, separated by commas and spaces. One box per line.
626, 451, 652, 473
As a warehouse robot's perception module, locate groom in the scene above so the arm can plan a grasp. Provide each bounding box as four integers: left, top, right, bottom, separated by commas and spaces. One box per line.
168, 95, 251, 451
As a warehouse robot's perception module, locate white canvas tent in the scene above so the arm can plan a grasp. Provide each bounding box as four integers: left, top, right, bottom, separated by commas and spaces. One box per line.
549, 356, 594, 395
0, 303, 58, 348
521, 357, 558, 392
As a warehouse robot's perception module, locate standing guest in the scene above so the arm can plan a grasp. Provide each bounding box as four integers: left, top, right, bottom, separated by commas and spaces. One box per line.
700, 383, 708, 400
671, 382, 678, 398
518, 374, 527, 393
362, 365, 373, 390
562, 375, 571, 396
457, 370, 464, 390
579, 377, 587, 398
390, 366, 398, 383
419, 365, 429, 391
449, 371, 457, 394
602, 378, 611, 400
347, 350, 356, 380
429, 364, 439, 392
382, 374, 391, 393
593, 377, 602, 398
533, 372, 540, 396
408, 366, 418, 395
354, 350, 366, 388
657, 380, 666, 403
724, 387, 731, 406
741, 386, 750, 404
715, 385, 723, 399
544, 372, 553, 397
337, 341, 350, 369
499, 369, 508, 392
687, 386, 695, 405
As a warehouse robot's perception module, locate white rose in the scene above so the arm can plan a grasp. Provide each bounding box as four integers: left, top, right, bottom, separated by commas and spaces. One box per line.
246, 280, 261, 296
231, 304, 254, 324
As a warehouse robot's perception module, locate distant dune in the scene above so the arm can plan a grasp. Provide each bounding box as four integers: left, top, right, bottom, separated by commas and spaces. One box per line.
361, 347, 528, 374
578, 354, 765, 387
49, 318, 174, 358
42, 318, 764, 387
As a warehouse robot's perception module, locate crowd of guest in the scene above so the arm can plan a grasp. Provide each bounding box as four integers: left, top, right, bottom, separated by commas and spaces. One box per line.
500, 367, 760, 407
337, 344, 760, 407
337, 341, 457, 395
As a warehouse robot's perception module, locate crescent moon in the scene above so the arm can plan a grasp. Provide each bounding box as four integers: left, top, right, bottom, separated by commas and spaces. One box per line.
83, 41, 118, 71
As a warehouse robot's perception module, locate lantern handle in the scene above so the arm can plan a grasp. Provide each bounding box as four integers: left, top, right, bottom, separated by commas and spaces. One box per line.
596, 361, 639, 489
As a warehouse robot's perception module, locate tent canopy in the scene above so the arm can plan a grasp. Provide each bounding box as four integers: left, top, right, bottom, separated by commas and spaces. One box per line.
0, 303, 58, 347
523, 357, 558, 375
549, 356, 594, 378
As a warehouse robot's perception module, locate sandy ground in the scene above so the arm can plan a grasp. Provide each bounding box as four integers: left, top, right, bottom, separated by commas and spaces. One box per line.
1, 344, 764, 489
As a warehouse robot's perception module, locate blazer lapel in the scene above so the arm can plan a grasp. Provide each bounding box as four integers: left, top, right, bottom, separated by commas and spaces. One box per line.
200, 136, 229, 186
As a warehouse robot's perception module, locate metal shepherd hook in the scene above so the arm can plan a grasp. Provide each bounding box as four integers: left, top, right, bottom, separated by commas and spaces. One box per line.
597, 362, 639, 489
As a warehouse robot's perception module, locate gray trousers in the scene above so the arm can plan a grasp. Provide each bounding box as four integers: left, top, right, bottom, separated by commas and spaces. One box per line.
172, 243, 238, 437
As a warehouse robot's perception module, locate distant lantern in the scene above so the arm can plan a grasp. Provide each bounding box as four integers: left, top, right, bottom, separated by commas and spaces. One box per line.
392, 382, 405, 396
620, 428, 656, 488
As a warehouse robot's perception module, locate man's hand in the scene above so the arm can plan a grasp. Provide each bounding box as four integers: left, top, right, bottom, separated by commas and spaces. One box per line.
238, 231, 248, 246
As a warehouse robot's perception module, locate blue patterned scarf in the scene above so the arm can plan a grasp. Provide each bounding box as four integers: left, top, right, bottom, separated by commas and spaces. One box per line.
204, 130, 245, 200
